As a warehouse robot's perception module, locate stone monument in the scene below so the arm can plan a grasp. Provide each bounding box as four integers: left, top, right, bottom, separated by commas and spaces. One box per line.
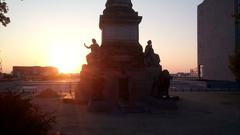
76, 0, 176, 112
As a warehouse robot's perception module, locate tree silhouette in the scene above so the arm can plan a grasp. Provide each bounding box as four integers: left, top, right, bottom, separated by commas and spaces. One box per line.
232, 13, 240, 81
0, 0, 10, 26
229, 48, 240, 81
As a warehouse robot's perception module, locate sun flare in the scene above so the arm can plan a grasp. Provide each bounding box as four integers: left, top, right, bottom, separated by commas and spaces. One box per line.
48, 42, 83, 73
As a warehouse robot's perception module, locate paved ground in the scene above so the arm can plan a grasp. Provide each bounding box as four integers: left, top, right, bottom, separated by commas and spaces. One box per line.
34, 92, 240, 135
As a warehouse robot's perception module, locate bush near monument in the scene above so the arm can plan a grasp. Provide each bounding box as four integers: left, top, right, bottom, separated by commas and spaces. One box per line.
0, 92, 55, 135
229, 48, 240, 81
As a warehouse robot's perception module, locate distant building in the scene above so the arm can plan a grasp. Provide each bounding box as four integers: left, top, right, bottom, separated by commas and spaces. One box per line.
198, 0, 239, 81
190, 68, 198, 78
172, 72, 191, 78
12, 66, 58, 80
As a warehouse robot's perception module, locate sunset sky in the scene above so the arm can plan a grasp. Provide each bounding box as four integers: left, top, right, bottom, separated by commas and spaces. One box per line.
0, 0, 203, 73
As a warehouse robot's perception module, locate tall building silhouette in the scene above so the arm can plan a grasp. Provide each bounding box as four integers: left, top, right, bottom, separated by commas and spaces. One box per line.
198, 0, 239, 81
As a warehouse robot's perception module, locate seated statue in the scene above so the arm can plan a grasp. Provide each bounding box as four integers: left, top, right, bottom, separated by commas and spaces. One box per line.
84, 39, 100, 66
151, 69, 171, 98
144, 40, 160, 67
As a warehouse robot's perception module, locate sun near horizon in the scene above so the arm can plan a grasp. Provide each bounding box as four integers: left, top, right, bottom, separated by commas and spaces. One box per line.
47, 40, 88, 74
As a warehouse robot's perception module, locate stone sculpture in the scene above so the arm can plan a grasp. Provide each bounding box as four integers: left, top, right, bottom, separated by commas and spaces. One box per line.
144, 40, 160, 67
84, 39, 100, 66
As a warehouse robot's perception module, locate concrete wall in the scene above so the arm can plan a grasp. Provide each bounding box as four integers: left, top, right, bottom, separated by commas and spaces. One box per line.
198, 0, 236, 81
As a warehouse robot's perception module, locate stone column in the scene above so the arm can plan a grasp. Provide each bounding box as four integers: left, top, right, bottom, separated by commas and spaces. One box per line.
99, 0, 144, 68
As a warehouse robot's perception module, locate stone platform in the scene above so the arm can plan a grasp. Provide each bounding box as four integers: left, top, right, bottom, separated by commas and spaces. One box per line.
76, 67, 160, 102
75, 66, 176, 112
35, 92, 240, 135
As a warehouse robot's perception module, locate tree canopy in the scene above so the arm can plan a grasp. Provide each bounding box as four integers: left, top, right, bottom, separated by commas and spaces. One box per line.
0, 0, 10, 26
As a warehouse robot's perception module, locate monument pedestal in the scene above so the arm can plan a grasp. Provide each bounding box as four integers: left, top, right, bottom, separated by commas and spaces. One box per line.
76, 66, 163, 102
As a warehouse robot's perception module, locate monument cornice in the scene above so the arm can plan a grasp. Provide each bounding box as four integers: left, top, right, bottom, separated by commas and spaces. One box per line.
99, 15, 142, 29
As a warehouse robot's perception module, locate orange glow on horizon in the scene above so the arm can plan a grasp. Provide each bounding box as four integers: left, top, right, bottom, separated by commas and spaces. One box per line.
47, 41, 86, 73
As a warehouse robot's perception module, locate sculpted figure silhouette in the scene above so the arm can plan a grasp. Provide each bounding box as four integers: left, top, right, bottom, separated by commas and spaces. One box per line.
144, 40, 160, 67
84, 39, 100, 66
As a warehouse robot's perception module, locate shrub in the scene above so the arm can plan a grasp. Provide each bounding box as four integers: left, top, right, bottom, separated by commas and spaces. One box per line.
0, 92, 55, 135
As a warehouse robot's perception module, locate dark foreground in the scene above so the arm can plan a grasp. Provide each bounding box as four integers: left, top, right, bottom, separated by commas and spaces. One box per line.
34, 92, 240, 135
